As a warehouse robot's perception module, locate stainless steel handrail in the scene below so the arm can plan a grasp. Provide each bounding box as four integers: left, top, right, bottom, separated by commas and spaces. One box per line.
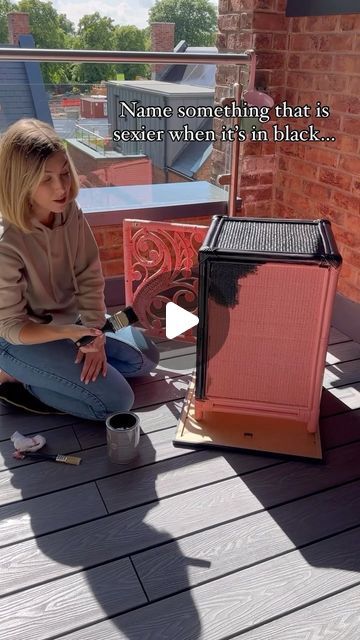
0, 46, 252, 216
76, 125, 106, 139
0, 48, 251, 65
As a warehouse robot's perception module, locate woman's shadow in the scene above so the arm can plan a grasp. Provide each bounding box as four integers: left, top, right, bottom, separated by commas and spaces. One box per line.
0, 401, 207, 639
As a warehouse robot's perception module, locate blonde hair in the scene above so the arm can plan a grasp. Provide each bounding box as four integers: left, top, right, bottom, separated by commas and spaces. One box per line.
0, 118, 79, 233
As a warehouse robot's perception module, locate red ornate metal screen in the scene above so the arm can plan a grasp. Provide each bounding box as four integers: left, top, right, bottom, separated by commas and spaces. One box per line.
123, 219, 208, 342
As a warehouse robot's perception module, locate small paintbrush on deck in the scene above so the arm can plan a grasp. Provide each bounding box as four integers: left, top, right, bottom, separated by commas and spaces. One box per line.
75, 306, 139, 348
13, 451, 82, 465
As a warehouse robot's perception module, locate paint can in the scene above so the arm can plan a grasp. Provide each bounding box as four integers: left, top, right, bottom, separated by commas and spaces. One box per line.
106, 411, 140, 464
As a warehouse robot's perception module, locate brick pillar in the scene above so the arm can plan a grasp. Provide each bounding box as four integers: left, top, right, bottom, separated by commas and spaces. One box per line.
276, 12, 360, 303
7, 11, 30, 45
213, 0, 289, 217
150, 22, 175, 78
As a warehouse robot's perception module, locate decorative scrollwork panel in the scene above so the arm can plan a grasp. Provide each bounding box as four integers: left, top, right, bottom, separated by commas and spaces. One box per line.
123, 220, 208, 342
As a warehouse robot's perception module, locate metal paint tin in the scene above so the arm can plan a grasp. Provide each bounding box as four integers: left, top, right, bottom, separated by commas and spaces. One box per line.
106, 411, 140, 464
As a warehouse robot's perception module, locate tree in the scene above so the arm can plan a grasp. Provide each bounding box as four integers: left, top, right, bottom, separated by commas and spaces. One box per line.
0, 0, 16, 43
72, 12, 116, 86
148, 0, 217, 47
58, 13, 76, 36
114, 25, 149, 80
17, 0, 74, 84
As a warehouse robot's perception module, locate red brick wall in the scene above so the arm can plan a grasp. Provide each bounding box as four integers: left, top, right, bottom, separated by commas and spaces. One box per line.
92, 226, 124, 278
150, 22, 175, 51
215, 0, 287, 218
167, 172, 188, 183
7, 11, 29, 45
167, 156, 213, 183
247, 2, 287, 219
276, 13, 360, 302
150, 22, 175, 76
215, 3, 360, 303
152, 165, 167, 183
67, 143, 152, 187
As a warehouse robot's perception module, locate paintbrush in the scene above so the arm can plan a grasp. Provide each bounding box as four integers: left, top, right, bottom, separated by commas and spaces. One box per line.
75, 306, 139, 348
14, 451, 82, 465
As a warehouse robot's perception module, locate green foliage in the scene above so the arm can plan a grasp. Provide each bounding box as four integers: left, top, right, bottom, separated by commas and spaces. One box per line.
77, 12, 115, 49
148, 0, 217, 47
143, 26, 151, 51
114, 25, 149, 80
0, 0, 16, 43
72, 12, 116, 85
2, 1, 206, 88
58, 13, 75, 36
18, 0, 67, 47
17, 0, 75, 84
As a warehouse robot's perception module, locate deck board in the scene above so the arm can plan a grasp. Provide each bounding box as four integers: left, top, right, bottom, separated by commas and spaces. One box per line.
1, 436, 359, 595
320, 387, 354, 417
0, 484, 107, 547
238, 584, 360, 639
96, 450, 280, 513
320, 408, 360, 448
53, 529, 360, 640
328, 327, 352, 344
325, 383, 360, 410
326, 340, 360, 364
324, 359, 360, 388
131, 374, 191, 407
132, 478, 360, 599
73, 399, 185, 448
0, 426, 197, 506
1, 558, 146, 640
0, 323, 359, 639
0, 412, 78, 440
0, 425, 80, 471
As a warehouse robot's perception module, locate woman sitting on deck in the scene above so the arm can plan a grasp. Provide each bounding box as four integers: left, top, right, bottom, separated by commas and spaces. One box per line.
0, 118, 159, 420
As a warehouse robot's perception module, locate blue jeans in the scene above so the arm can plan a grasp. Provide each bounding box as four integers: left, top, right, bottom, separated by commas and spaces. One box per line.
0, 327, 159, 421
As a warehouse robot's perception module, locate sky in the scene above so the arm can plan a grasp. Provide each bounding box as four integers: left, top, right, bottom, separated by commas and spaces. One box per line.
52, 0, 218, 31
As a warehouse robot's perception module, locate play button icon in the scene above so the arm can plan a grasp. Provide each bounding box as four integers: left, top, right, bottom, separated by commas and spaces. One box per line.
165, 302, 199, 340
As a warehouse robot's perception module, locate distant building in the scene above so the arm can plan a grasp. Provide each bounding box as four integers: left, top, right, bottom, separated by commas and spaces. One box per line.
106, 24, 218, 184
80, 95, 107, 119
159, 43, 216, 183
0, 12, 52, 132
107, 79, 214, 184
67, 136, 152, 189
159, 42, 216, 90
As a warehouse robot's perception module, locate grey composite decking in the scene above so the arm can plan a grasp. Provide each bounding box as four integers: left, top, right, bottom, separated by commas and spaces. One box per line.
0, 326, 359, 639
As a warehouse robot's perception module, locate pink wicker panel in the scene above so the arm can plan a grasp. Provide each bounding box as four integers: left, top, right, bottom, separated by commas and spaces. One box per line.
123, 219, 208, 341
205, 262, 333, 414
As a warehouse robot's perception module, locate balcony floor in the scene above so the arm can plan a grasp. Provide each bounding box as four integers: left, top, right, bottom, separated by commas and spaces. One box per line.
0, 326, 360, 639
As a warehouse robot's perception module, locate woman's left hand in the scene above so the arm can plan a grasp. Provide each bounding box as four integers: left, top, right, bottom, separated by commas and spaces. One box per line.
75, 335, 107, 383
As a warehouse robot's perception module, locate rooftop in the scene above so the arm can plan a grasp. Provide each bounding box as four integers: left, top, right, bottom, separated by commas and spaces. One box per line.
108, 80, 213, 96
81, 96, 107, 102
0, 36, 52, 130
160, 45, 217, 88
77, 181, 227, 214
0, 323, 359, 638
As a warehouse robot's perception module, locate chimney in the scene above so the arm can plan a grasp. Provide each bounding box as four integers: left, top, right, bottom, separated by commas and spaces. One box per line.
150, 22, 175, 78
7, 11, 30, 46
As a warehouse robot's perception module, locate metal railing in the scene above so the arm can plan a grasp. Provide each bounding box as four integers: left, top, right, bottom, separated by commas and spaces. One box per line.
75, 124, 112, 156
0, 47, 254, 214
0, 48, 251, 65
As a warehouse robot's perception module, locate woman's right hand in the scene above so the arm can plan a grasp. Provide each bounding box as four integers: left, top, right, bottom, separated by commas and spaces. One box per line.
61, 324, 103, 350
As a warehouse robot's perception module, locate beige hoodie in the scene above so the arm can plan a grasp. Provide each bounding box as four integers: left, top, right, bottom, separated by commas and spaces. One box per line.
0, 200, 106, 344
